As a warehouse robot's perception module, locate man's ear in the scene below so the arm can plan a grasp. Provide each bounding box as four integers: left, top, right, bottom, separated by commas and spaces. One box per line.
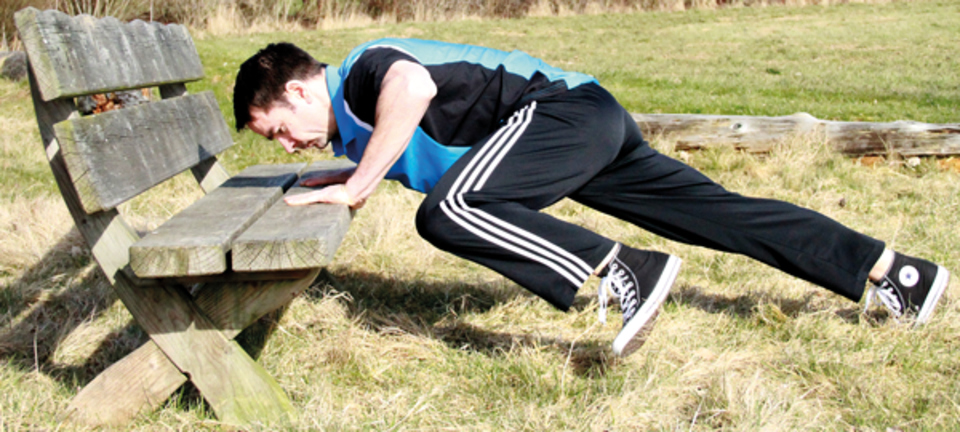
284, 80, 311, 103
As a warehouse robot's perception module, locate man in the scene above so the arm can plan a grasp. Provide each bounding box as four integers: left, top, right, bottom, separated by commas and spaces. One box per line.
233, 39, 949, 356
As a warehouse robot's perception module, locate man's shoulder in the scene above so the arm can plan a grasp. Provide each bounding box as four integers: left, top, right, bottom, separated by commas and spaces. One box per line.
344, 39, 510, 70
340, 39, 424, 80
345, 38, 428, 62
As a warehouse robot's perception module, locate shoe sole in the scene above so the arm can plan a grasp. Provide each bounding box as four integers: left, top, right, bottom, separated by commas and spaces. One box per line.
916, 265, 950, 325
613, 255, 682, 357
616, 310, 659, 358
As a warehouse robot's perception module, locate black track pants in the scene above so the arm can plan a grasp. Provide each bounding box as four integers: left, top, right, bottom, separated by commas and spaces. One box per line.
415, 83, 886, 311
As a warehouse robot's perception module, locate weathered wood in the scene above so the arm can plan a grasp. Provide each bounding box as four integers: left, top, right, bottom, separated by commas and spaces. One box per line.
232, 161, 354, 272
633, 113, 960, 156
191, 157, 233, 193
14, 8, 203, 101
64, 338, 186, 426
28, 65, 159, 426
824, 120, 960, 157
26, 67, 177, 425
65, 269, 319, 426
130, 163, 306, 278
633, 113, 820, 153
111, 273, 294, 425
193, 269, 320, 334
53, 92, 234, 213
158, 82, 233, 193
172, 269, 312, 285
21, 10, 353, 427
27, 69, 140, 285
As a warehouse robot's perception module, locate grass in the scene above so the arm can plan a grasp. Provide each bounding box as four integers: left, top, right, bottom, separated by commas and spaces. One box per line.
186, 0, 960, 173
2, 0, 960, 430
1, 0, 882, 49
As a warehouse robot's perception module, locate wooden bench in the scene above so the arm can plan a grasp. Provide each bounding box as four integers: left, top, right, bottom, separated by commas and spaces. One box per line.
15, 8, 352, 427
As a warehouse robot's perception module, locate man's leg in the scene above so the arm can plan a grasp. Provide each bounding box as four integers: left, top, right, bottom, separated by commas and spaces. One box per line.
417, 99, 618, 311
569, 104, 948, 322
417, 86, 682, 354
570, 107, 885, 302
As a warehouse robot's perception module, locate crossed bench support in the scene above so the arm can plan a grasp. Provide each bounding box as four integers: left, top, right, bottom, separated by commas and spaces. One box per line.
16, 8, 352, 427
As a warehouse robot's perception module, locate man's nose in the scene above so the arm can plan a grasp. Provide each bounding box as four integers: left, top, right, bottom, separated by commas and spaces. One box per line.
279, 136, 296, 153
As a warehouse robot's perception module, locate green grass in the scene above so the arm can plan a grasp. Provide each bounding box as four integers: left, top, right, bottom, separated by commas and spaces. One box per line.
2, 1, 960, 430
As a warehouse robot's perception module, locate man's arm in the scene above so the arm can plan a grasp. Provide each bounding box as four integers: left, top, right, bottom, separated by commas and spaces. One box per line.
285, 60, 436, 207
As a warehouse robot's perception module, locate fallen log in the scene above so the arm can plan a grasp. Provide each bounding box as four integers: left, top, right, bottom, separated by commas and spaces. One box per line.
632, 113, 960, 157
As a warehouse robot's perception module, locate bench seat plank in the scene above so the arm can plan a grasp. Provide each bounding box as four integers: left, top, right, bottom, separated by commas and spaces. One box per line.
232, 161, 354, 272
14, 7, 204, 102
53, 92, 234, 213
130, 163, 306, 278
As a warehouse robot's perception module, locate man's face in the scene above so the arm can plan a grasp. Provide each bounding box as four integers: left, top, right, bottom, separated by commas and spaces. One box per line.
247, 81, 333, 154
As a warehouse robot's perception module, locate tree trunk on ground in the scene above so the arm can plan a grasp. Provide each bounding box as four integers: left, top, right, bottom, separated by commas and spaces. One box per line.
632, 113, 960, 157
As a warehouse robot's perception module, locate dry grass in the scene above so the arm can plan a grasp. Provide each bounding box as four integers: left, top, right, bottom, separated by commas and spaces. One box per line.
2, 0, 915, 43
3, 105, 960, 430
3, 1, 960, 429
148, 133, 955, 430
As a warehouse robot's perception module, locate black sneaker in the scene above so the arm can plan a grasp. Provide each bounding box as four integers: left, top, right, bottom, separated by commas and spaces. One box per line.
863, 252, 950, 325
598, 244, 682, 357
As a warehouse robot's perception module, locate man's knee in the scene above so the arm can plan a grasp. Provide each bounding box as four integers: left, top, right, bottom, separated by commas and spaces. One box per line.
416, 198, 453, 248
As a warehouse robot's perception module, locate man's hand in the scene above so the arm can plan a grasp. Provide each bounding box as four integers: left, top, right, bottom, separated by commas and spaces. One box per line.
284, 184, 365, 209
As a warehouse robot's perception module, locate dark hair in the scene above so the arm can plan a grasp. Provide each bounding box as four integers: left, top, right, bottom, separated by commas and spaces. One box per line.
233, 42, 327, 131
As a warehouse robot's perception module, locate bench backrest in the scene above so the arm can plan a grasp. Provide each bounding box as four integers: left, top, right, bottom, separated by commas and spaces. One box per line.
16, 7, 233, 214
16, 7, 234, 284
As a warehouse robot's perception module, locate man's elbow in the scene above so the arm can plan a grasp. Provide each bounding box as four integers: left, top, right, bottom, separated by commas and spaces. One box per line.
407, 72, 437, 103
385, 61, 437, 105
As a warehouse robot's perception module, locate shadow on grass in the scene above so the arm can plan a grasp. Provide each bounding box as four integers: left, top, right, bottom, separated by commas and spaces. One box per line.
306, 268, 631, 377
667, 284, 880, 324
0, 229, 275, 412
305, 267, 890, 378
0, 235, 884, 393
0, 229, 148, 388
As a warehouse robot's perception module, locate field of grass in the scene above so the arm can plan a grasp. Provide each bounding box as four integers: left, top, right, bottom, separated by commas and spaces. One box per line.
1, 0, 959, 430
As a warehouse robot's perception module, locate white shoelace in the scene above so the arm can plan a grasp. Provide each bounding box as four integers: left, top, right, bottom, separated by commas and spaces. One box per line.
862, 280, 903, 317
597, 275, 615, 324
597, 265, 638, 324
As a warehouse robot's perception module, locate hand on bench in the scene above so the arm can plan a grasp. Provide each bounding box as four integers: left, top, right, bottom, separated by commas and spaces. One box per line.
284, 183, 365, 208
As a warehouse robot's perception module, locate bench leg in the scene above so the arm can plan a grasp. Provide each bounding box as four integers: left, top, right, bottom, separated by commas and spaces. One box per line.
65, 270, 319, 426
64, 340, 186, 426
236, 308, 287, 359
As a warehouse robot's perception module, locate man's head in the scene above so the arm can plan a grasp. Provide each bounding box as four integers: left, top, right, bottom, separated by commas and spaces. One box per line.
234, 43, 336, 153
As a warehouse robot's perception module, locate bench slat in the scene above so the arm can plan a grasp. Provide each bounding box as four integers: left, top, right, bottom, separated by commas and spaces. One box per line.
159, 82, 234, 194
130, 163, 307, 278
54, 92, 234, 213
14, 7, 204, 101
232, 161, 355, 272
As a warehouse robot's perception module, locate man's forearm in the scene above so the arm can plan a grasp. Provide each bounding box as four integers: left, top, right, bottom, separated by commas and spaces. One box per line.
343, 61, 437, 202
